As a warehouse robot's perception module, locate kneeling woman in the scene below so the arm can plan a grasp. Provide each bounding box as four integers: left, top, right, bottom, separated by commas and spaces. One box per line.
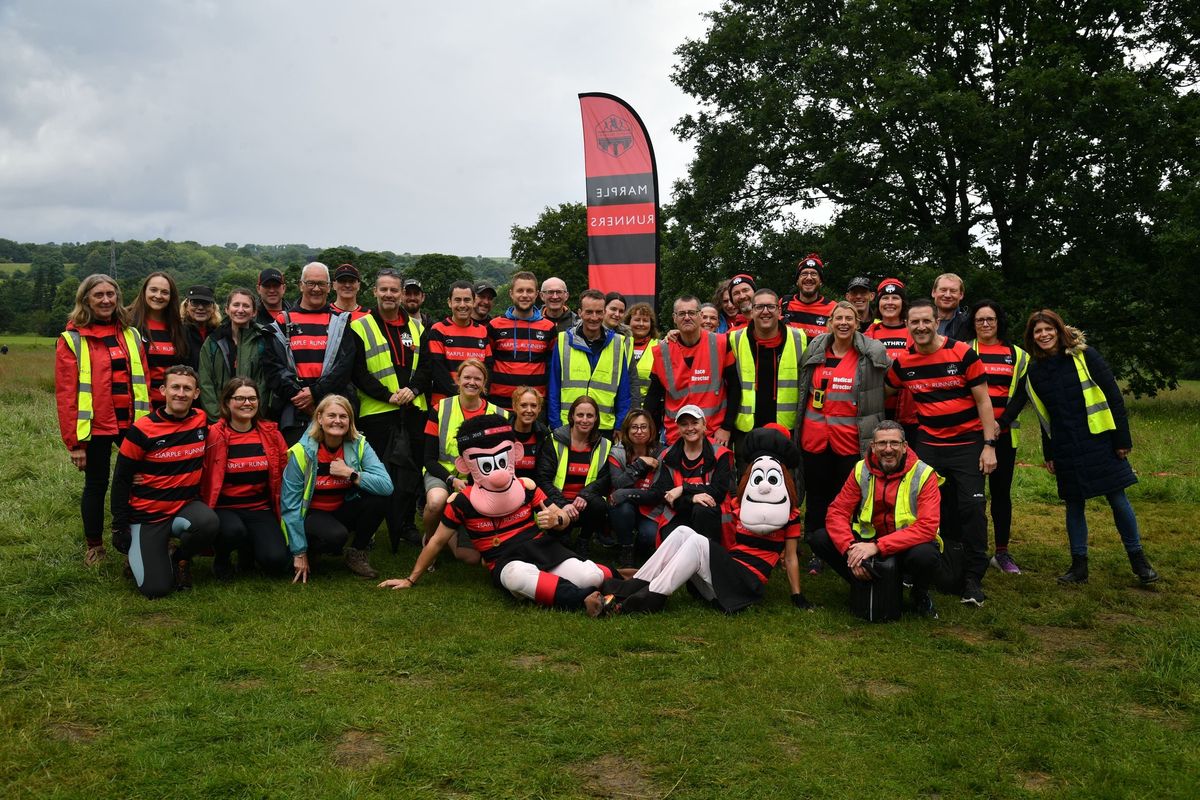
282, 394, 393, 582
535, 395, 613, 560
201, 378, 291, 578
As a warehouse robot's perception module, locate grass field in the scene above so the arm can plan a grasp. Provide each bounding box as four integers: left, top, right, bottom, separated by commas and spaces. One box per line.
1, 341, 1197, 798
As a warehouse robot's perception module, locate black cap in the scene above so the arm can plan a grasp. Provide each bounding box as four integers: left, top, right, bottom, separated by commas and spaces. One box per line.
846, 276, 872, 292
403, 278, 422, 290
258, 268, 283, 286
333, 264, 360, 281
474, 281, 497, 297
186, 285, 215, 303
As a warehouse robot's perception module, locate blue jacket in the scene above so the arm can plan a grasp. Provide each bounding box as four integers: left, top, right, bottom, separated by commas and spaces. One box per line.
280, 433, 394, 555
547, 324, 631, 431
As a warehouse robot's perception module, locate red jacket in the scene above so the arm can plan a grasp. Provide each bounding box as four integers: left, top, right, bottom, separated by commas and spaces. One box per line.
825, 446, 940, 557
201, 418, 288, 518
55, 320, 141, 450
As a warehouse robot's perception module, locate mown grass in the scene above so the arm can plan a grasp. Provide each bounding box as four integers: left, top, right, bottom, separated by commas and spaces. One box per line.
1, 343, 1197, 798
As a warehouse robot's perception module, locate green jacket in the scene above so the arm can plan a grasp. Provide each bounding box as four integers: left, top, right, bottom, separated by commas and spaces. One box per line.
198, 320, 273, 416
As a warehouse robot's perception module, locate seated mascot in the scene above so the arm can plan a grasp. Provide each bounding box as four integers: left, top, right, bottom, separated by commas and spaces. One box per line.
379, 414, 616, 615
600, 424, 810, 614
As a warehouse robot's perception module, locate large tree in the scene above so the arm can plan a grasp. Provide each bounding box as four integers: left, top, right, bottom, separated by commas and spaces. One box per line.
405, 253, 473, 320
672, 0, 1199, 392
510, 203, 588, 297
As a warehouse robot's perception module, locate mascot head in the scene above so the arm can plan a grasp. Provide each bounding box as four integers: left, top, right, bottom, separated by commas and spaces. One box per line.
454, 414, 526, 517
736, 424, 800, 534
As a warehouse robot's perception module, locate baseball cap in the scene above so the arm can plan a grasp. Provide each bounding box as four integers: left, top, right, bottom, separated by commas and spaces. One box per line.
846, 276, 872, 292
474, 281, 497, 297
403, 278, 422, 290
257, 268, 283, 286
333, 264, 360, 281
186, 285, 215, 303
675, 404, 705, 421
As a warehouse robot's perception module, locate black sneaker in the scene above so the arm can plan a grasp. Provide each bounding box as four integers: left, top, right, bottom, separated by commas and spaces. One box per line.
960, 578, 986, 607
173, 559, 193, 591
911, 587, 938, 619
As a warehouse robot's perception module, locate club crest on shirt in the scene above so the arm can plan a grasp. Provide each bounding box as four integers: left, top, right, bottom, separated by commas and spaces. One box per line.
946, 363, 959, 376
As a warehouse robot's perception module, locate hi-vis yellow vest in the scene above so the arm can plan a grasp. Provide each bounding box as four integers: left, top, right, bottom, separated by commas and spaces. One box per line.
435, 397, 507, 479
551, 436, 613, 492
286, 436, 367, 518
1027, 350, 1116, 437
630, 338, 658, 410
729, 326, 807, 432
557, 331, 628, 430
851, 458, 941, 546
61, 328, 150, 442
970, 340, 1029, 447
351, 313, 427, 417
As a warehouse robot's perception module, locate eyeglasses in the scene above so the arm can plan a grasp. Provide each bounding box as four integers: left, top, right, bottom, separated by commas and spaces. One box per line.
674, 310, 699, 318
975, 317, 997, 325
872, 441, 904, 449
798, 270, 821, 278
542, 289, 566, 296
752, 303, 778, 313
231, 396, 259, 405
302, 280, 330, 289
629, 424, 650, 431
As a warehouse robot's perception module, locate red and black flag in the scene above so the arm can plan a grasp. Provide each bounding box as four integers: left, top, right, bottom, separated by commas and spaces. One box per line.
578, 93, 659, 308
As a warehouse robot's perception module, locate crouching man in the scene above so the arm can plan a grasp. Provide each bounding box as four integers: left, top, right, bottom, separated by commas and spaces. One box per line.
807, 420, 950, 619
379, 414, 613, 615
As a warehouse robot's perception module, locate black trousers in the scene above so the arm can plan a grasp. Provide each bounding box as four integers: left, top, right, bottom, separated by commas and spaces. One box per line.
913, 439, 988, 583
304, 494, 389, 554
807, 527, 954, 593
802, 447, 860, 534
564, 496, 610, 545
214, 507, 291, 575
80, 433, 123, 546
988, 433, 1017, 550
358, 407, 422, 538
129, 501, 219, 599
659, 501, 722, 545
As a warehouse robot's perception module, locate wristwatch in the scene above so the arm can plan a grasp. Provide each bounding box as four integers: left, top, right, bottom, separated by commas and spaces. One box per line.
350, 470, 360, 483
983, 439, 998, 448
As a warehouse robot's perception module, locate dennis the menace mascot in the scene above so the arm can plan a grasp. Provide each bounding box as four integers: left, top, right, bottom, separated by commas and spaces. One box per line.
379, 414, 612, 615
602, 424, 810, 614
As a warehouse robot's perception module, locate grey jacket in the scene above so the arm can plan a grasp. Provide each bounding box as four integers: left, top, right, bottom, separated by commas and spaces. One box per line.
796, 332, 890, 456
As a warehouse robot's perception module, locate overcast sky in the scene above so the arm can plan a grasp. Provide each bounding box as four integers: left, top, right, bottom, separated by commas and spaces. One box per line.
0, 1, 722, 256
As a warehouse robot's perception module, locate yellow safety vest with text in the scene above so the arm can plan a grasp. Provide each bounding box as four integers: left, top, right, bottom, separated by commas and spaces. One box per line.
61, 328, 151, 442
351, 313, 426, 417
729, 326, 807, 432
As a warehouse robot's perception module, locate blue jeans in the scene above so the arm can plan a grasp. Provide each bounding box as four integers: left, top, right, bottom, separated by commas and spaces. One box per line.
609, 501, 658, 553
1065, 490, 1142, 556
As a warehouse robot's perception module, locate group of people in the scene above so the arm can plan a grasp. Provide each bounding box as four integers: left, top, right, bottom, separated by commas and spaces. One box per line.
55, 256, 1159, 614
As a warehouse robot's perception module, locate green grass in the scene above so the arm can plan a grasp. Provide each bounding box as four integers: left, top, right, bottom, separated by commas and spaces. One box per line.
2, 342, 1198, 798
0, 262, 31, 275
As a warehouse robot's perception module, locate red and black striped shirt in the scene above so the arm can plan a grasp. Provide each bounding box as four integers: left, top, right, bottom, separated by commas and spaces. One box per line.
487, 315, 555, 408
215, 426, 271, 511
281, 306, 335, 382
782, 295, 837, 339
974, 342, 1023, 421
560, 445, 594, 501
721, 501, 802, 584
442, 484, 548, 570
886, 338, 985, 446
117, 408, 207, 523
514, 427, 541, 480
309, 443, 352, 513
424, 319, 492, 404
101, 328, 134, 425
143, 317, 183, 405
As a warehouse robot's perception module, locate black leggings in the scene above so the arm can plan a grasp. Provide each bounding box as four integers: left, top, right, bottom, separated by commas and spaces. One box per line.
304, 494, 389, 555
987, 434, 1017, 550
129, 501, 219, 599
802, 447, 860, 534
80, 434, 123, 546
215, 507, 291, 575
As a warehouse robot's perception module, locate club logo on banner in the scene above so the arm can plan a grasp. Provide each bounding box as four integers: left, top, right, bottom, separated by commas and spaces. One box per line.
596, 115, 634, 157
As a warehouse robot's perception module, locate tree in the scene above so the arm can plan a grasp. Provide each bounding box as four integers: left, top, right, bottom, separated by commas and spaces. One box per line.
405, 254, 473, 320
510, 203, 588, 296
672, 0, 1199, 393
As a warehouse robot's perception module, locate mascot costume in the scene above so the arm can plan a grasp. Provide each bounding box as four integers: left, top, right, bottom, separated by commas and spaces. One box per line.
601, 425, 811, 614
379, 414, 613, 615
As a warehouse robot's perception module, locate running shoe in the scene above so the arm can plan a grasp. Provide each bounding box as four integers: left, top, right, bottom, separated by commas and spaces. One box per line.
990, 552, 1021, 574
960, 578, 986, 607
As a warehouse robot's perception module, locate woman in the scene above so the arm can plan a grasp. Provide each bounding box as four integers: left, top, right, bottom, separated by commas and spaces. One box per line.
713, 279, 735, 333
864, 278, 917, 436
608, 409, 661, 566
797, 300, 890, 535
127, 271, 188, 409
200, 378, 290, 578
1002, 310, 1157, 585
511, 385, 550, 482
649, 405, 734, 544
536, 395, 613, 560
699, 303, 721, 333
603, 292, 628, 332
422, 359, 506, 564
281, 394, 393, 582
56, 274, 151, 566
966, 300, 1028, 575
624, 302, 660, 410
198, 288, 272, 416
182, 285, 221, 369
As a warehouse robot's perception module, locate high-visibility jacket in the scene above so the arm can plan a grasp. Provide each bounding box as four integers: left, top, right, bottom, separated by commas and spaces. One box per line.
556, 329, 628, 430
351, 313, 426, 417
60, 327, 150, 442
801, 346, 861, 456
435, 396, 506, 479
729, 326, 806, 432
970, 339, 1029, 447
551, 436, 613, 491
655, 332, 730, 441
630, 337, 658, 410
851, 457, 940, 545
1027, 350, 1116, 436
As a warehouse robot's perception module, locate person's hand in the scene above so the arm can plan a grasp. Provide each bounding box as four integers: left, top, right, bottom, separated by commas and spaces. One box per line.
665, 486, 683, 505
390, 388, 415, 406
69, 448, 87, 470
1116, 448, 1131, 459
846, 541, 879, 570
292, 388, 314, 412
851, 563, 873, 581
328, 458, 354, 479
713, 429, 730, 447
693, 492, 717, 508
564, 503, 581, 521
665, 328, 681, 343
451, 478, 468, 493
378, 577, 415, 590
292, 554, 309, 584
572, 496, 587, 512
791, 592, 813, 610
979, 446, 998, 475
638, 456, 658, 470
1044, 460, 1055, 475
536, 508, 562, 529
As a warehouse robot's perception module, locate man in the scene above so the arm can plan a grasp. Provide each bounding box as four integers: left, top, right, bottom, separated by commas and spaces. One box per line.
487, 270, 555, 411
728, 288, 808, 463
845, 276, 876, 331
644, 295, 740, 445
403, 277, 433, 329
807, 421, 949, 619
884, 298, 997, 607
782, 253, 838, 339
332, 264, 368, 319
539, 277, 579, 334
417, 280, 493, 406
255, 268, 290, 325
726, 273, 756, 329
263, 261, 354, 445
110, 365, 218, 599
548, 288, 631, 437
472, 281, 497, 324
350, 268, 430, 551
933, 272, 969, 340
